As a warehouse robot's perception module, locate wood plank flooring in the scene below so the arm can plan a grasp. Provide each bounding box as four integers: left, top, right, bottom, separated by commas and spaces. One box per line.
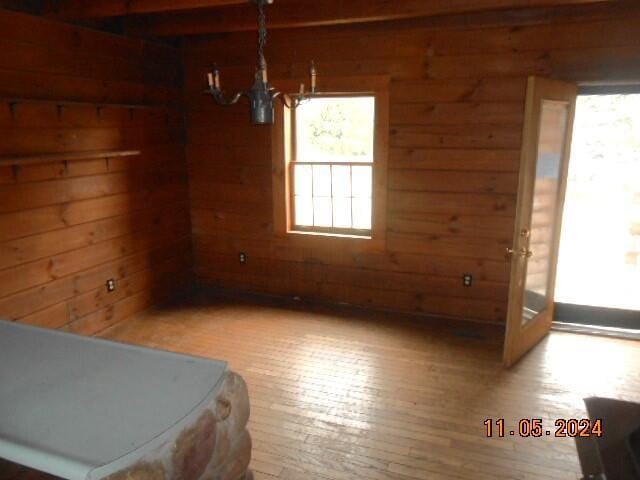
2, 292, 639, 479
107, 294, 640, 479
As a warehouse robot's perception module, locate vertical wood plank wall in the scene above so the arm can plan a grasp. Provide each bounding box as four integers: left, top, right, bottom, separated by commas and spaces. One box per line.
183, 6, 640, 324
0, 9, 192, 335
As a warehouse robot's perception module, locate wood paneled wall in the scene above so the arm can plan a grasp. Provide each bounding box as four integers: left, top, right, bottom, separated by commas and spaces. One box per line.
183, 6, 640, 324
0, 9, 192, 335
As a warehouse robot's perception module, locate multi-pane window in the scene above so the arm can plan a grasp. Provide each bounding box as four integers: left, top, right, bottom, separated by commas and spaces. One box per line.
291, 96, 375, 236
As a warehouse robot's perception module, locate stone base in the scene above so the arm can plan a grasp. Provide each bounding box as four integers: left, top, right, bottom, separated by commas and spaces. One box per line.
105, 370, 253, 480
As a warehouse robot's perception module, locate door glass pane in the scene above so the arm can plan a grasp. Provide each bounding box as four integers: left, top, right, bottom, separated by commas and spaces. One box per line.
522, 100, 569, 326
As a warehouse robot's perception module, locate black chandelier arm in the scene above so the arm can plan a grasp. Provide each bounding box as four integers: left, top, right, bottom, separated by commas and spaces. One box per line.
280, 94, 303, 110
279, 92, 316, 110
206, 87, 248, 106
205, 1, 321, 124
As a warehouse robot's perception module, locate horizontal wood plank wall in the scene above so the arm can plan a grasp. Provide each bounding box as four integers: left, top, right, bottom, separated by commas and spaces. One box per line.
183, 6, 640, 324
0, 9, 192, 335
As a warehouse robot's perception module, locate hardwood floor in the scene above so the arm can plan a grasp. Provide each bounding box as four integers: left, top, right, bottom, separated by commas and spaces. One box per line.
102, 292, 639, 480
2, 291, 639, 479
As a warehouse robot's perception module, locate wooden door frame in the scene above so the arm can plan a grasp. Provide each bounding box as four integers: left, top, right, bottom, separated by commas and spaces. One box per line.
503, 76, 577, 367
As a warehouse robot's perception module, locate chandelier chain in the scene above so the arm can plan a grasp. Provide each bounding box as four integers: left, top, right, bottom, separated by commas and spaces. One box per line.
207, 0, 319, 124
257, 1, 267, 72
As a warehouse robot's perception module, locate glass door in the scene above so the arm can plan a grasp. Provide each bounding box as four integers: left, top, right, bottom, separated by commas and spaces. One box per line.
503, 77, 577, 367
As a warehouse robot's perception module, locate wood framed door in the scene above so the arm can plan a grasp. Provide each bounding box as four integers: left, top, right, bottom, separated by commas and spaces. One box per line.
503, 76, 577, 367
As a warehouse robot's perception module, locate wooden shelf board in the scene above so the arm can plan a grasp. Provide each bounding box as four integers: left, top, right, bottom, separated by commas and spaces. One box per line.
1, 97, 172, 110
0, 150, 141, 167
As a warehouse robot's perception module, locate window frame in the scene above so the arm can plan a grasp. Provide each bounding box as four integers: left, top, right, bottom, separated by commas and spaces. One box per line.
290, 93, 375, 237
272, 75, 389, 250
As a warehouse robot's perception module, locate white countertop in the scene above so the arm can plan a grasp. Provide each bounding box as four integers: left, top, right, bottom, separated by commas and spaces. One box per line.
0, 320, 228, 479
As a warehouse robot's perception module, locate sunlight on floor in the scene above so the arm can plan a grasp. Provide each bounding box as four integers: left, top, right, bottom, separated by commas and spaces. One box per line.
543, 333, 631, 400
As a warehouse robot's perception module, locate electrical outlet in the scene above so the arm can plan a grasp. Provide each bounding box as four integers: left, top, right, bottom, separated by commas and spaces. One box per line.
239, 252, 247, 264
463, 274, 473, 287
106, 278, 116, 292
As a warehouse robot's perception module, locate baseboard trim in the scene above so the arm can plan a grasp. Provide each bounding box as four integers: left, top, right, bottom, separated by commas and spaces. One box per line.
189, 281, 505, 344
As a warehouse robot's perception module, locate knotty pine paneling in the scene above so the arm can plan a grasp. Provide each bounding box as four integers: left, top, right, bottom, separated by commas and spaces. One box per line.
0, 9, 180, 105
183, 5, 640, 324
0, 9, 191, 334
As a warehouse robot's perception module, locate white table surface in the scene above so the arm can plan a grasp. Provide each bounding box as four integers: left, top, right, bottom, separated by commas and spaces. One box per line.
0, 320, 228, 480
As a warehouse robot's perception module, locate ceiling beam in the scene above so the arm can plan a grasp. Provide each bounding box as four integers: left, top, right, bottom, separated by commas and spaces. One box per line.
43, 0, 247, 19
121, 0, 614, 36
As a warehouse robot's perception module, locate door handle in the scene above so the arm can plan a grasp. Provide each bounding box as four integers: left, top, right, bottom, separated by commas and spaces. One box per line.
519, 247, 533, 259
505, 247, 533, 260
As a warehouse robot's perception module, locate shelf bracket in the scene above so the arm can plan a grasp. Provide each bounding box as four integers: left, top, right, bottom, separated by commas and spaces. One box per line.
8, 102, 17, 121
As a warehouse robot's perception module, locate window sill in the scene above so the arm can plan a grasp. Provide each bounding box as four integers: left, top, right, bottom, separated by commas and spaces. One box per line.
274, 229, 385, 252
288, 229, 371, 240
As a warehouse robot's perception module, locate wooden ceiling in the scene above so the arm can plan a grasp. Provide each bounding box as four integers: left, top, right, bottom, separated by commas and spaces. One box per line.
42, 0, 616, 37
44, 0, 246, 18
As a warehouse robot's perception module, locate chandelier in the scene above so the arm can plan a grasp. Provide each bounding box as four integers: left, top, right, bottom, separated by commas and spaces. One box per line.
206, 0, 319, 125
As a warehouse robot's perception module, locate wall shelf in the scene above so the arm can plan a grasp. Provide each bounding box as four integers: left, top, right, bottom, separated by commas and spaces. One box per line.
1, 97, 170, 110
0, 150, 141, 167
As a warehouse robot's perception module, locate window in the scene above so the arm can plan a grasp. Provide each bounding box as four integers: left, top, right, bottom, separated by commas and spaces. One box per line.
272, 76, 389, 247
291, 96, 375, 236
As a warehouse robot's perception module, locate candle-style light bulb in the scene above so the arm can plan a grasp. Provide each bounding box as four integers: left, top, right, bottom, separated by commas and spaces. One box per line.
214, 68, 221, 89
310, 60, 317, 93
207, 72, 214, 88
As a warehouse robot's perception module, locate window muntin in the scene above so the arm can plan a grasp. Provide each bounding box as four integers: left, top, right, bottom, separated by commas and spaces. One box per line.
291, 96, 375, 236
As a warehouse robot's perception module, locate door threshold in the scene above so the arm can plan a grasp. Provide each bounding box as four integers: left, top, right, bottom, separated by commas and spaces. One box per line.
553, 322, 640, 341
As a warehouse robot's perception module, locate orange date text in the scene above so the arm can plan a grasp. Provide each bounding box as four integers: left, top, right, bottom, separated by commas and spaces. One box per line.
483, 418, 603, 438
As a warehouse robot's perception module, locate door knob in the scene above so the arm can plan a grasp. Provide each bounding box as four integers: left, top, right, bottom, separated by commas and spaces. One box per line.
519, 247, 533, 258
506, 247, 532, 260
